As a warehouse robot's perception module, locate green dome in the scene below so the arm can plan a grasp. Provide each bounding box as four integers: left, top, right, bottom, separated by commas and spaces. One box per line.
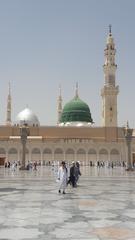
60, 96, 93, 123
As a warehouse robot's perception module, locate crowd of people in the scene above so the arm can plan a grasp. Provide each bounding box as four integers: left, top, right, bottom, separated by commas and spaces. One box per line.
4, 159, 130, 195
4, 159, 82, 194
5, 161, 17, 171
4, 160, 39, 171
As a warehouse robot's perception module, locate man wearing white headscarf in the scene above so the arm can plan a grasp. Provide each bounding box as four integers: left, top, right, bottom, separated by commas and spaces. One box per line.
58, 161, 68, 194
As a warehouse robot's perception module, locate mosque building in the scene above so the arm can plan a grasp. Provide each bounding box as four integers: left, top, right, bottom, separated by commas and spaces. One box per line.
0, 28, 135, 167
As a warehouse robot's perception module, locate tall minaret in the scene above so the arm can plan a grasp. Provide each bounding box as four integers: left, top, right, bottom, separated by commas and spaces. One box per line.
101, 25, 119, 127
57, 85, 62, 124
6, 82, 12, 126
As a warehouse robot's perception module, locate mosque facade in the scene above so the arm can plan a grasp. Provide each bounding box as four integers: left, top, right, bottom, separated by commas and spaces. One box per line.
0, 28, 135, 167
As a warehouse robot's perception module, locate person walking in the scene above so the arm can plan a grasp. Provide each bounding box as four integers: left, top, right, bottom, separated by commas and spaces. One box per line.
58, 161, 68, 194
69, 162, 76, 187
75, 161, 81, 185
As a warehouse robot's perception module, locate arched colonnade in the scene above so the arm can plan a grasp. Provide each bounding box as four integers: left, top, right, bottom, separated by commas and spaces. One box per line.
0, 147, 121, 166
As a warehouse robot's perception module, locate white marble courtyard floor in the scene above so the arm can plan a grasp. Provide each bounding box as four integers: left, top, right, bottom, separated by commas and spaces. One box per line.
0, 166, 135, 240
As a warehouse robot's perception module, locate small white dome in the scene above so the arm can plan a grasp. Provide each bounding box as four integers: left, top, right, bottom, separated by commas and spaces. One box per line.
15, 108, 40, 126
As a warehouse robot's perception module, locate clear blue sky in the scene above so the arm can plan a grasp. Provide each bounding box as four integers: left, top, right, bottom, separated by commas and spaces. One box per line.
0, 0, 135, 127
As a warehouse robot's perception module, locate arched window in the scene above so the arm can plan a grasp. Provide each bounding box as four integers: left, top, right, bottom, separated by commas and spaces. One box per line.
0, 148, 6, 154
54, 148, 63, 154
66, 148, 74, 154
77, 149, 86, 154
88, 149, 96, 154
43, 148, 52, 154
110, 149, 119, 155
99, 149, 108, 155
32, 148, 40, 154
8, 148, 17, 154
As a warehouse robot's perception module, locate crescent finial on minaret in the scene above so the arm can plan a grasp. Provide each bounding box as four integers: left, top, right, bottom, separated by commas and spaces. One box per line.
126, 121, 129, 129
109, 24, 112, 35
9, 81, 11, 95
59, 84, 61, 97
75, 82, 79, 98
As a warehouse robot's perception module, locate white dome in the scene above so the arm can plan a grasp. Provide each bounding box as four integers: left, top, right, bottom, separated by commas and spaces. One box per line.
15, 108, 40, 126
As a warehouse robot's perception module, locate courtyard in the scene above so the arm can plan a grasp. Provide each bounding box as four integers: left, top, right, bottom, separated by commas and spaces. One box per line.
0, 166, 135, 240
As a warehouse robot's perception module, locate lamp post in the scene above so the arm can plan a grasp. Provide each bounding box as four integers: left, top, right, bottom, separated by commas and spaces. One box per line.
19, 123, 29, 170
123, 122, 133, 171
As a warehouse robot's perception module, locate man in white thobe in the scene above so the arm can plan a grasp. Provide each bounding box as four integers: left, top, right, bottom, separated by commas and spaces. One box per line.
58, 161, 68, 194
